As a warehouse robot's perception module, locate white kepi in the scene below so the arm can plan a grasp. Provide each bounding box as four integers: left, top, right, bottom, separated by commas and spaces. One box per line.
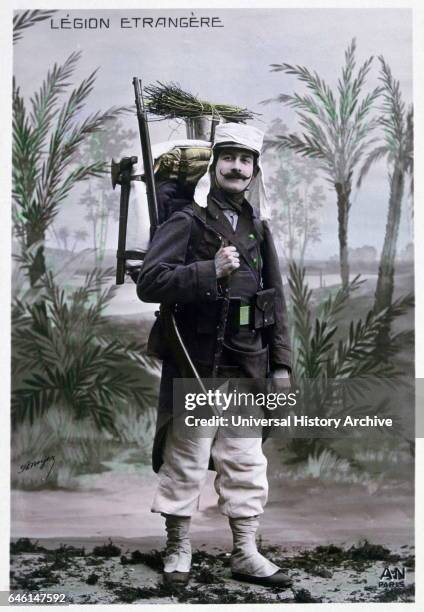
193, 122, 270, 220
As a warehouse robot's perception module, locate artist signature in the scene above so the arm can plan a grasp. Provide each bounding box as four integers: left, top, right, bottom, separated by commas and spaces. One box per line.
18, 456, 56, 480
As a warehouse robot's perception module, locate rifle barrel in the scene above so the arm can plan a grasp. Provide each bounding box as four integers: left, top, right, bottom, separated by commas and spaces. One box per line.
133, 77, 159, 235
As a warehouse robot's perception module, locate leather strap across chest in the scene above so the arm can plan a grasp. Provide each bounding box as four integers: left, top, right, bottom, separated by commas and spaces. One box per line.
193, 200, 263, 284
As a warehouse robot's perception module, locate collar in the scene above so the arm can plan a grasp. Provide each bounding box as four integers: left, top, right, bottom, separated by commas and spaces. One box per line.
208, 186, 258, 220
209, 186, 245, 214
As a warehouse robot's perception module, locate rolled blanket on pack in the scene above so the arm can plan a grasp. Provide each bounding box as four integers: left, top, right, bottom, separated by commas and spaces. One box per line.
154, 144, 212, 186
154, 144, 212, 223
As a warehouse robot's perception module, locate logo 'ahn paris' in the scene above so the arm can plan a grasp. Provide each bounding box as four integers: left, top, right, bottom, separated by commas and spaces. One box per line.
379, 567, 406, 588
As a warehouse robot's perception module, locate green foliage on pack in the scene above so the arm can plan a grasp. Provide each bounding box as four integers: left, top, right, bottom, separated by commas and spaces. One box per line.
145, 81, 257, 121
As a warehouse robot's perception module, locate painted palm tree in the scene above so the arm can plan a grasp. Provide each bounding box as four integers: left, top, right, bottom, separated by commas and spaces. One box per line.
12, 269, 159, 433
57, 226, 70, 251
286, 263, 413, 462
264, 39, 382, 289
72, 229, 89, 252
12, 51, 128, 286
13, 10, 56, 44
357, 57, 413, 316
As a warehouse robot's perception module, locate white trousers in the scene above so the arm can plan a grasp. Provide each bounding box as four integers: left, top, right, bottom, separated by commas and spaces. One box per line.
151, 422, 268, 518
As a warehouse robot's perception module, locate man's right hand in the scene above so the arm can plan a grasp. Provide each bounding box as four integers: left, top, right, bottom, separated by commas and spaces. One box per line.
215, 245, 240, 278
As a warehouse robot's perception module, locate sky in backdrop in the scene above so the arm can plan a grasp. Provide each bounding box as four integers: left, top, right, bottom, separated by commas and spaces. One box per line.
13, 8, 413, 260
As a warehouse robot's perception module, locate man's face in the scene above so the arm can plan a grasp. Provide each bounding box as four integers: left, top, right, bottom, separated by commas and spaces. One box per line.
214, 147, 255, 194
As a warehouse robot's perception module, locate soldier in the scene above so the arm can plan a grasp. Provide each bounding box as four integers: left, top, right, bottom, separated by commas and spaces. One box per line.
137, 123, 292, 587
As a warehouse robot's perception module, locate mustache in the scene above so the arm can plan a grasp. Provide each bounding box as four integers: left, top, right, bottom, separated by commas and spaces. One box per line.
220, 170, 252, 180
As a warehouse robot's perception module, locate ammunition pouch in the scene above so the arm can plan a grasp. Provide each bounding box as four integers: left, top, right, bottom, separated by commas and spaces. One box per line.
253, 288, 276, 329
227, 288, 276, 333
146, 311, 172, 360
176, 289, 277, 336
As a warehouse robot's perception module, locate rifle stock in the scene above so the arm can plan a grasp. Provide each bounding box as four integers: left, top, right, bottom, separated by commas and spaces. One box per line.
114, 156, 137, 285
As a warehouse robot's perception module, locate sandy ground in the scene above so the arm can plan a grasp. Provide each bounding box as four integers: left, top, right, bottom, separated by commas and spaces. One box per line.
9, 540, 415, 604
10, 457, 414, 604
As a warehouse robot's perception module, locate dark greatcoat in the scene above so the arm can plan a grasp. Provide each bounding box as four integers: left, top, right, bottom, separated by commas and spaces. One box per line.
137, 194, 291, 473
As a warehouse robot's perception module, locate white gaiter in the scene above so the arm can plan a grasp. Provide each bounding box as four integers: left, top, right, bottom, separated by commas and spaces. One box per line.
229, 516, 280, 577
163, 515, 192, 573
